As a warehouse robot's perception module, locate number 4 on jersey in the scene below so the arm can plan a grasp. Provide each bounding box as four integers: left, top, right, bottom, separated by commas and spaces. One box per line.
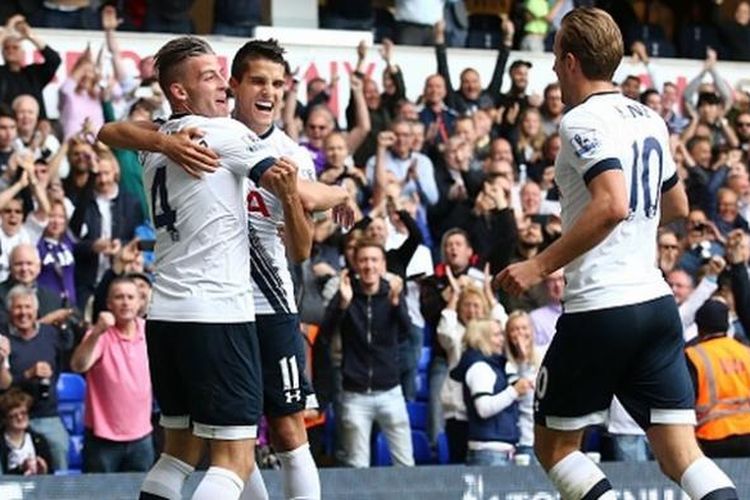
151, 166, 180, 241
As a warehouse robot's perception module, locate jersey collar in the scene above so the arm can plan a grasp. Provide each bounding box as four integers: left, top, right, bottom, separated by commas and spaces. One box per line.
258, 124, 275, 140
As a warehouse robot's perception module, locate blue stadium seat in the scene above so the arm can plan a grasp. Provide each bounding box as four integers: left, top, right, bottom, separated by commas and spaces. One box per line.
406, 401, 428, 431
415, 372, 429, 401
371, 432, 392, 466
57, 373, 86, 436
68, 434, 84, 470
411, 430, 432, 464
418, 347, 431, 372
436, 432, 450, 464
371, 430, 434, 466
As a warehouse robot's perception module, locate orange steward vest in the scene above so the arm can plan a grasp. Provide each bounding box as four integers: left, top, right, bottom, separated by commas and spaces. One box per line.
685, 336, 750, 441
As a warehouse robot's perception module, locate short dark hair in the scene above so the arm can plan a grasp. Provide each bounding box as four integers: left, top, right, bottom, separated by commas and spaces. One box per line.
0, 103, 14, 121
639, 88, 660, 104
354, 237, 386, 259
231, 39, 286, 81
153, 36, 214, 99
107, 276, 138, 300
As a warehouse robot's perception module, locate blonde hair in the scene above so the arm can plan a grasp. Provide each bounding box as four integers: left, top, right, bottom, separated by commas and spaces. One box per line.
463, 319, 502, 357
457, 285, 490, 323
504, 310, 535, 363
559, 7, 623, 81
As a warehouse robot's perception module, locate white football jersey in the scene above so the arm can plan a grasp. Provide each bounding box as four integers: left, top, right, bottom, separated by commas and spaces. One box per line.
246, 125, 316, 315
555, 91, 675, 313
142, 115, 275, 322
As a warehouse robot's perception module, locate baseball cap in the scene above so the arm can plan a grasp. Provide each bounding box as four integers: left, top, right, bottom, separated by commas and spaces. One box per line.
695, 299, 729, 335
510, 60, 533, 71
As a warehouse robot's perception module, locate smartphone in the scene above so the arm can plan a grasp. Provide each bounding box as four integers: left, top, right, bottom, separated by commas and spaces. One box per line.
137, 239, 156, 252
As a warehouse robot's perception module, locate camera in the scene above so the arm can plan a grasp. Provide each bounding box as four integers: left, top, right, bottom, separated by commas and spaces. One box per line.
698, 240, 713, 264
38, 377, 51, 400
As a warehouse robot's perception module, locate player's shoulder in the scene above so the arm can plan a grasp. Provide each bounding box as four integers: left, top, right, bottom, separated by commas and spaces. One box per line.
560, 92, 620, 131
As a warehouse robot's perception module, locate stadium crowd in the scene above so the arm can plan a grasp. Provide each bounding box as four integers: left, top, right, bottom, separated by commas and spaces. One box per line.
0, 0, 748, 478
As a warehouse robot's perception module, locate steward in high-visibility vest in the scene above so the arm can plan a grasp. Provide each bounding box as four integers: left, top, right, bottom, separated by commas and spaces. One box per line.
685, 300, 750, 458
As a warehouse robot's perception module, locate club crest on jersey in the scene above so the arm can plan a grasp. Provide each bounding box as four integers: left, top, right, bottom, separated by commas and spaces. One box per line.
570, 128, 600, 158
242, 133, 263, 152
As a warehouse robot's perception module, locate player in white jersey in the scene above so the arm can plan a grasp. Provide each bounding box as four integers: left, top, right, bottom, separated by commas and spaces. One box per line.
228, 39, 353, 500
99, 37, 300, 500
496, 8, 738, 500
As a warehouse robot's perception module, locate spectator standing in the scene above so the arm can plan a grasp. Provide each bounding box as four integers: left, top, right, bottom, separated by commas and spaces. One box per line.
0, 388, 53, 475
418, 74, 457, 151
0, 15, 61, 119
714, 0, 750, 62
394, 0, 444, 46
36, 200, 77, 309
503, 311, 541, 458
0, 105, 17, 176
11, 95, 61, 167
70, 277, 154, 472
433, 17, 513, 116
5, 285, 73, 471
69, 147, 144, 306
450, 319, 530, 466
58, 48, 108, 141
320, 239, 414, 468
212, 0, 261, 37
685, 299, 750, 457
31, 1, 99, 29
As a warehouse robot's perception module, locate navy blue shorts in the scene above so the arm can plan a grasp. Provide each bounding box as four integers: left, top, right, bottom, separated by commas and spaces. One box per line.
256, 313, 316, 416
534, 295, 696, 431
146, 320, 262, 440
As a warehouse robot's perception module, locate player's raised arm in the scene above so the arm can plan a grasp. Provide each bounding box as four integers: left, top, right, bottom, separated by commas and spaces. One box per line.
98, 121, 219, 177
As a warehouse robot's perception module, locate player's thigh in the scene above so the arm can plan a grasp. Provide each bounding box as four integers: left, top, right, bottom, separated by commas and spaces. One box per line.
533, 425, 585, 471
181, 322, 263, 438
616, 296, 696, 430
256, 313, 314, 417
146, 320, 190, 424
534, 307, 640, 429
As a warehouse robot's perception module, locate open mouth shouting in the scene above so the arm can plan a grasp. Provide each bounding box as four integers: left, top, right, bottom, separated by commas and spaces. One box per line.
255, 100, 274, 113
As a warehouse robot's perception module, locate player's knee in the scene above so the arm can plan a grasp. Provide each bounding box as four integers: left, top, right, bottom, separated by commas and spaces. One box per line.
268, 413, 308, 452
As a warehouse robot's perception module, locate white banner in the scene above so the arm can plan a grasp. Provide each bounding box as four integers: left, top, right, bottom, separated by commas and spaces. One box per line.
4, 27, 749, 123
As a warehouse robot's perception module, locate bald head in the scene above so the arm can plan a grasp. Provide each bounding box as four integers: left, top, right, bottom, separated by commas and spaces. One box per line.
10, 244, 41, 286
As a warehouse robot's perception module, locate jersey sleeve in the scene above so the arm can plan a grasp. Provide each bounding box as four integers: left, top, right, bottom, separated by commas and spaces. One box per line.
204, 118, 277, 184
659, 123, 679, 193
292, 145, 317, 182
560, 110, 623, 186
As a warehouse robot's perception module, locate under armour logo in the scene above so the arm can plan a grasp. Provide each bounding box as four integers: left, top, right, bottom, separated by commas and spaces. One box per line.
285, 390, 302, 404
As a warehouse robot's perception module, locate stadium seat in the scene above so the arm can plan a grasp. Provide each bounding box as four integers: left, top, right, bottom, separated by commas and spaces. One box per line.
436, 432, 450, 464
415, 372, 429, 401
322, 404, 336, 456
57, 372, 86, 436
68, 434, 84, 470
371, 430, 434, 466
418, 347, 431, 372
406, 401, 428, 431
411, 430, 432, 464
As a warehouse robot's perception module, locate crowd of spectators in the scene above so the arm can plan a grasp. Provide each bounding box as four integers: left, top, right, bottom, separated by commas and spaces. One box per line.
0, 1, 748, 475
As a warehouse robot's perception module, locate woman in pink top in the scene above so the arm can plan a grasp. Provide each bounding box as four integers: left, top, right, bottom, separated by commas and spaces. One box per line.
70, 276, 153, 472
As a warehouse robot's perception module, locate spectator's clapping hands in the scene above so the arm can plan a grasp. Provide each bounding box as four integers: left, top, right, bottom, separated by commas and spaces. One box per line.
24, 361, 52, 380
101, 5, 122, 32
0, 335, 10, 363
726, 229, 749, 264
513, 378, 534, 396
22, 456, 48, 476
339, 269, 353, 308
385, 273, 404, 306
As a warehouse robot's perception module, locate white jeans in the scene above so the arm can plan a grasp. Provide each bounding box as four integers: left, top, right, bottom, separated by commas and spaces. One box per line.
340, 385, 414, 468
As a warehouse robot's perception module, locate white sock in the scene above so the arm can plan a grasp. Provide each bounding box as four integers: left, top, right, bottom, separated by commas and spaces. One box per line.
680, 457, 737, 499
140, 453, 195, 500
191, 466, 244, 500
276, 442, 321, 500
547, 451, 615, 500
239, 466, 269, 500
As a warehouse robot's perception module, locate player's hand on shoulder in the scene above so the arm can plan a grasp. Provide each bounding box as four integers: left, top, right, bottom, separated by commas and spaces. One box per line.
494, 258, 545, 296
165, 127, 219, 178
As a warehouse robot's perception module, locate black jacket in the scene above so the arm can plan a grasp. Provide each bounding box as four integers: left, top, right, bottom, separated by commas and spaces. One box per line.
321, 278, 410, 393
0, 429, 54, 474
0, 45, 61, 119
69, 188, 144, 306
